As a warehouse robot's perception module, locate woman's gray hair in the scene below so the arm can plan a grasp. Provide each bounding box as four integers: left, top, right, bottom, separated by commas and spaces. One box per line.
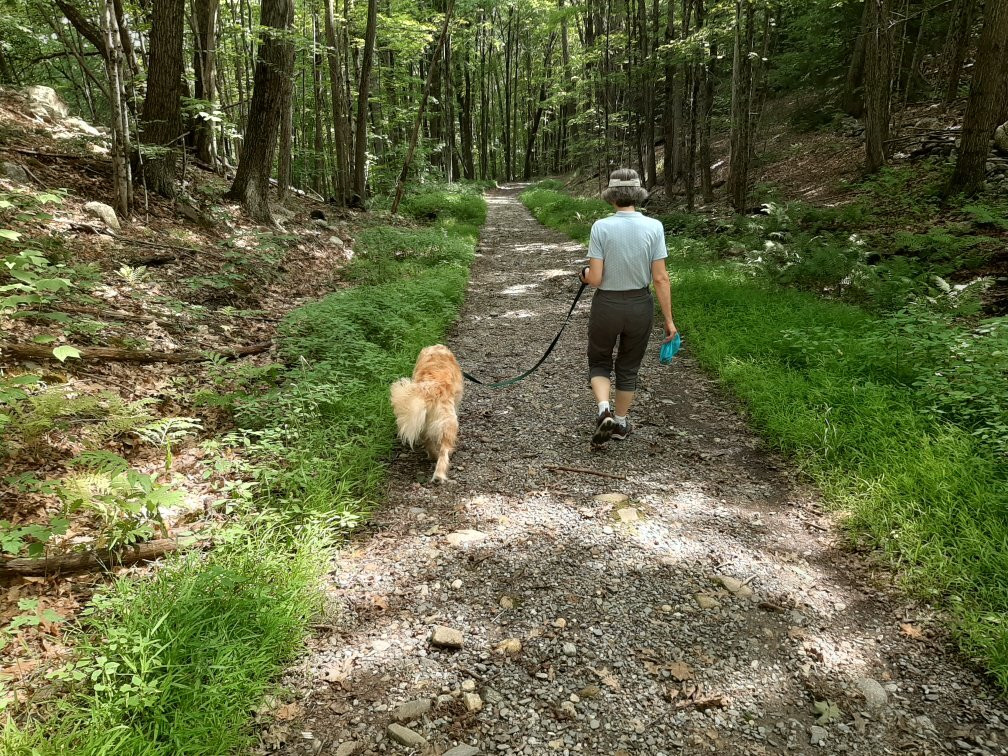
601, 168, 648, 208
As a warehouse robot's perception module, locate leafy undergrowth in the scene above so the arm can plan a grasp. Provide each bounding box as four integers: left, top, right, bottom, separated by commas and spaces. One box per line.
2, 183, 485, 753
522, 184, 1008, 689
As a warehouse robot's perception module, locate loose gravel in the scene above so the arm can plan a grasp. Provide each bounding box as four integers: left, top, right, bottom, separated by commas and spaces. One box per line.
256, 187, 1008, 756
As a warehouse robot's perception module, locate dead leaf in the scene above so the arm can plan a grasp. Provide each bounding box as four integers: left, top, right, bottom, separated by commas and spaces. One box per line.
900, 622, 925, 640
668, 660, 694, 681
589, 666, 621, 690
273, 702, 302, 721
370, 595, 389, 612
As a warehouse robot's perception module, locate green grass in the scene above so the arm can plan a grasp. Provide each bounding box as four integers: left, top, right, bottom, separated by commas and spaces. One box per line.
4, 530, 324, 754
2, 183, 485, 753
521, 184, 1008, 689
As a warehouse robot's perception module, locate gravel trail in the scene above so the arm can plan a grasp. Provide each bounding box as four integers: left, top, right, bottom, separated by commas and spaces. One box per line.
260, 187, 1008, 756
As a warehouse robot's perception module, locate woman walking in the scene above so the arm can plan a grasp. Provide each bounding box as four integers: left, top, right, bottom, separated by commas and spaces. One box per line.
579, 168, 677, 445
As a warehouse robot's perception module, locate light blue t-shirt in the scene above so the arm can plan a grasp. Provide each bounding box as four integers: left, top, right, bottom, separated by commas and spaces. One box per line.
587, 211, 668, 291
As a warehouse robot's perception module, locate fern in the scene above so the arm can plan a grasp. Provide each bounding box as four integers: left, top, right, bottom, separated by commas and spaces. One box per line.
69, 450, 131, 477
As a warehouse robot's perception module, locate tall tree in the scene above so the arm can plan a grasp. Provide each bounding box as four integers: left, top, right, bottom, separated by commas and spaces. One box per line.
138, 0, 185, 197
948, 0, 1008, 195
943, 0, 976, 105
863, 0, 892, 173
727, 0, 754, 212
323, 0, 350, 204
224, 0, 295, 221
351, 0, 377, 206
192, 0, 220, 166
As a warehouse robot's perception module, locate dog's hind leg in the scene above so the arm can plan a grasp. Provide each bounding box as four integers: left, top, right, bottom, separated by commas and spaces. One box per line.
431, 413, 458, 483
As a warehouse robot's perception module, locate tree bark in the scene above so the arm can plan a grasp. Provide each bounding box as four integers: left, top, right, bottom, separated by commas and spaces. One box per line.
948, 0, 1008, 195
841, 0, 870, 117
863, 0, 892, 173
943, 0, 976, 105
102, 0, 133, 217
324, 0, 350, 204
351, 0, 377, 206
0, 538, 191, 577
192, 0, 220, 167
224, 0, 294, 222
139, 0, 185, 197
458, 50, 476, 179
727, 0, 754, 212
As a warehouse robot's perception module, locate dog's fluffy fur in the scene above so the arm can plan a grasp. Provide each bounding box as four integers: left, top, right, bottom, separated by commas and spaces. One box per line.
389, 344, 463, 482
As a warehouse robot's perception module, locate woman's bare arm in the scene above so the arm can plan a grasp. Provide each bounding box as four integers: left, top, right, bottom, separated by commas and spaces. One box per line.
579, 258, 604, 287
651, 259, 677, 342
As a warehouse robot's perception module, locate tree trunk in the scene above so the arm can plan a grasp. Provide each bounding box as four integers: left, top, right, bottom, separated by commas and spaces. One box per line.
522, 33, 557, 180
662, 2, 676, 185
700, 38, 716, 202
351, 0, 377, 206
139, 0, 185, 197
224, 0, 295, 222
102, 0, 133, 217
277, 66, 293, 200
312, 13, 327, 196
324, 0, 350, 204
841, 0, 870, 116
391, 1, 455, 214
863, 0, 892, 173
727, 0, 754, 212
458, 45, 476, 179
943, 0, 976, 105
192, 0, 220, 167
948, 0, 1008, 195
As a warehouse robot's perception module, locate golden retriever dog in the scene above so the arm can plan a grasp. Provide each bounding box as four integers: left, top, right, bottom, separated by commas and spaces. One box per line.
389, 344, 463, 483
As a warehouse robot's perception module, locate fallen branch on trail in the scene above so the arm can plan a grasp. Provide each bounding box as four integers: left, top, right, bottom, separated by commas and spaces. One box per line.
0, 339, 272, 364
545, 464, 627, 481
69, 222, 203, 255
59, 304, 181, 329
0, 538, 192, 577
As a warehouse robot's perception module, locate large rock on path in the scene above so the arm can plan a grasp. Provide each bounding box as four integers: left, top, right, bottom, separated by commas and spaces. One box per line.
22, 85, 69, 122
83, 201, 121, 231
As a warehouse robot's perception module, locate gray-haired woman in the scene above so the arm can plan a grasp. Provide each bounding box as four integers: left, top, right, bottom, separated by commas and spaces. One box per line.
578, 168, 677, 445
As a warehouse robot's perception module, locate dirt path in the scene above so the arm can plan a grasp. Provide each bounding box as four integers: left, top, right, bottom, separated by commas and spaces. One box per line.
261, 187, 1008, 756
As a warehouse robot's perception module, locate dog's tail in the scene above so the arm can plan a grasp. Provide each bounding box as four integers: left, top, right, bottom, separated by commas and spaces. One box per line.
389, 378, 428, 448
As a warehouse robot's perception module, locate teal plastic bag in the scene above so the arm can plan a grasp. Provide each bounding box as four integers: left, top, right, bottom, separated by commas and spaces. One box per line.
659, 332, 682, 364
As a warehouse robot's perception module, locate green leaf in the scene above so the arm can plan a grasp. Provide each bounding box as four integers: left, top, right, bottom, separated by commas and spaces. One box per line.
33, 334, 56, 344
52, 345, 82, 362
0, 229, 21, 242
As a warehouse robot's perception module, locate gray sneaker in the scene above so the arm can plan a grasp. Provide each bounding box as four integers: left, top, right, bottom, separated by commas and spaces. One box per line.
592, 409, 617, 445
612, 419, 632, 440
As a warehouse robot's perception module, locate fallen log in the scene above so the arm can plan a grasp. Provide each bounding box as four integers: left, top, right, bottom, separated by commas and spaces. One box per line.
0, 339, 272, 364
0, 538, 185, 577
59, 304, 181, 329
69, 223, 203, 255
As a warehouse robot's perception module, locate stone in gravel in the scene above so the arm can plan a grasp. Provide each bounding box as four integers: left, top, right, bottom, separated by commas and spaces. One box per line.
461, 679, 476, 692
557, 701, 578, 720
809, 725, 828, 745
562, 642, 577, 657
335, 743, 359, 756
695, 593, 720, 610
431, 626, 464, 649
1, 161, 28, 183
446, 529, 486, 546
463, 692, 483, 712
714, 575, 754, 598
451, 579, 463, 590
443, 746, 480, 756
495, 638, 521, 655
484, 688, 503, 704
552, 617, 567, 628
392, 698, 431, 722
856, 678, 888, 709
499, 595, 515, 609
589, 718, 601, 730
594, 492, 629, 504
616, 507, 640, 523
387, 723, 427, 747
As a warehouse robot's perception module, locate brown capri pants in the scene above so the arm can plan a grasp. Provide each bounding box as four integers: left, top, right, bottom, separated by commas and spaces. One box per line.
587, 287, 654, 392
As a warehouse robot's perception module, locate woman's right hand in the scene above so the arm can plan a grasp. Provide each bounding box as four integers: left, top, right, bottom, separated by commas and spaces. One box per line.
663, 319, 678, 344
